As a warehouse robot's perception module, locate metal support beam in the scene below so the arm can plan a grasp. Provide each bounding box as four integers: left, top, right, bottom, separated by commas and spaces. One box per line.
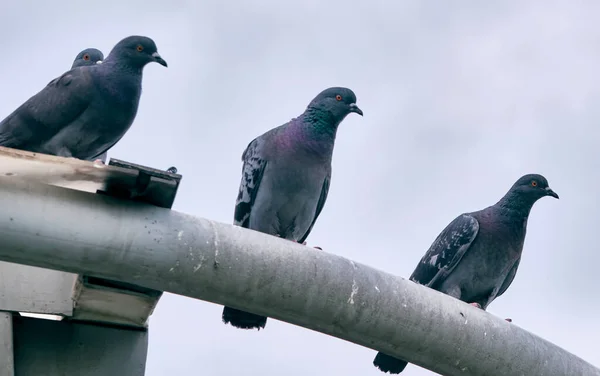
0, 312, 14, 376
0, 176, 597, 376
12, 316, 148, 376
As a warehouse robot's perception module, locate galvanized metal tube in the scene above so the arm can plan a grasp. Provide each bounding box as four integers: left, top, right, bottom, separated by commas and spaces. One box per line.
0, 177, 596, 376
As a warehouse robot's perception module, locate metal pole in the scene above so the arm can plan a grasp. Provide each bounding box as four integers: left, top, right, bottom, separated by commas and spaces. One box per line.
0, 176, 596, 376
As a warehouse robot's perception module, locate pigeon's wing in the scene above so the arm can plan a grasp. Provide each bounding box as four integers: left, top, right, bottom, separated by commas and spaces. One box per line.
298, 173, 330, 244
233, 136, 268, 228
409, 214, 480, 288
0, 68, 94, 149
495, 257, 521, 299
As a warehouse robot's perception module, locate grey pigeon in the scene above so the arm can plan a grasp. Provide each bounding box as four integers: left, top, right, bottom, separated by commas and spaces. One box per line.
71, 48, 104, 69
373, 174, 559, 374
0, 35, 167, 161
71, 48, 107, 164
222, 87, 363, 330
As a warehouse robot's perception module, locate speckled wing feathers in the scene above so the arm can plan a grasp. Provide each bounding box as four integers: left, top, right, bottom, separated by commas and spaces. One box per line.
410, 214, 480, 288
233, 137, 268, 228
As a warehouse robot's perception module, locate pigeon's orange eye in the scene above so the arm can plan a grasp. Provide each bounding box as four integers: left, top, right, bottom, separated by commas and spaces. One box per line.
83, 54, 90, 61
531, 181, 538, 187
136, 45, 144, 52
335, 95, 342, 101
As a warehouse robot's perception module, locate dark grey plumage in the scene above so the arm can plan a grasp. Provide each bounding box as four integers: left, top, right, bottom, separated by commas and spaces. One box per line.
0, 36, 167, 161
71, 48, 104, 68
374, 174, 559, 374
222, 87, 363, 330
71, 48, 106, 163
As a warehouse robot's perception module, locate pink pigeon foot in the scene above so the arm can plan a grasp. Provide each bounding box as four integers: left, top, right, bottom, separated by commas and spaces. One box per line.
93, 159, 105, 165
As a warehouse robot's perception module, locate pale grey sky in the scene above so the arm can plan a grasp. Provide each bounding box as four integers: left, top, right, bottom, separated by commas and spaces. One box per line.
1, 1, 599, 375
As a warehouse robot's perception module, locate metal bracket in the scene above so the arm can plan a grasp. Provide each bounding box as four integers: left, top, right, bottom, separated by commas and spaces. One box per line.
74, 158, 183, 327
96, 158, 182, 209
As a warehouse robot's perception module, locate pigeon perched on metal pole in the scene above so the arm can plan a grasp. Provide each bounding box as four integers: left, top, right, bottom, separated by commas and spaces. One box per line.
373, 174, 559, 374
222, 87, 363, 330
0, 35, 167, 161
71, 48, 104, 69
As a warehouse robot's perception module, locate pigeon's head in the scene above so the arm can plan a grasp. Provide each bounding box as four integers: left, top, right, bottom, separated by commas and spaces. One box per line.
306, 87, 363, 123
71, 48, 104, 69
510, 174, 559, 201
107, 36, 167, 68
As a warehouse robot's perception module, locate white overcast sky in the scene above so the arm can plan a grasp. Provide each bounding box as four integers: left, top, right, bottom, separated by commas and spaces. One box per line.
1, 1, 599, 375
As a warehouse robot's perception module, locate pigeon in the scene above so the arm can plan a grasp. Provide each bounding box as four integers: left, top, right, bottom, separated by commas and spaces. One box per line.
71, 48, 104, 69
222, 87, 363, 330
373, 174, 559, 374
0, 35, 167, 161
71, 48, 107, 164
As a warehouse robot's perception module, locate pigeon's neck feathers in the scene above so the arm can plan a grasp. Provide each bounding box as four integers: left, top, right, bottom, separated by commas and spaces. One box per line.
494, 189, 536, 219
92, 60, 143, 103
303, 106, 342, 137
101, 54, 144, 76
277, 112, 337, 159
475, 193, 531, 243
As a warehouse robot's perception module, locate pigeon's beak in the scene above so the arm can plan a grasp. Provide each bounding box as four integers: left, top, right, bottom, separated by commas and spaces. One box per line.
151, 52, 168, 67
96, 60, 103, 64
349, 103, 363, 116
545, 187, 559, 199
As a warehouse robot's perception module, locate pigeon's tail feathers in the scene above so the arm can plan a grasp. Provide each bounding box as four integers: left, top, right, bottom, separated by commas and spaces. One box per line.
373, 352, 408, 374
222, 306, 267, 330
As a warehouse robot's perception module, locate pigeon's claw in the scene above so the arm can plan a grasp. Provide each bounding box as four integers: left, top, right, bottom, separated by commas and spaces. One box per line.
505, 318, 512, 322
469, 302, 482, 309
300, 241, 322, 250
